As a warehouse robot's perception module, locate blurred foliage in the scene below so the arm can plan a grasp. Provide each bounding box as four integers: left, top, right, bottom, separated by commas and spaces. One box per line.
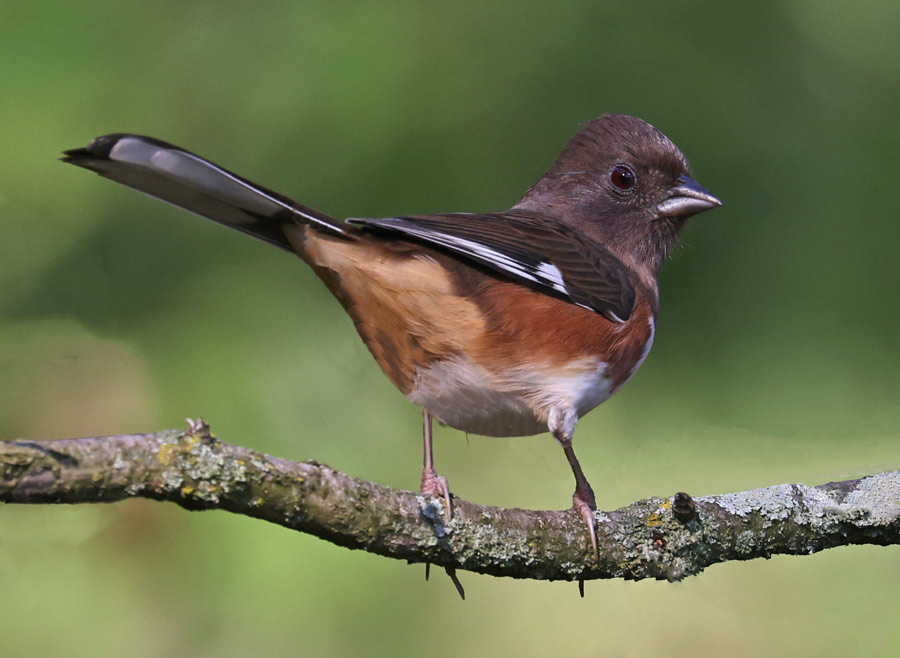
1, 1, 899, 656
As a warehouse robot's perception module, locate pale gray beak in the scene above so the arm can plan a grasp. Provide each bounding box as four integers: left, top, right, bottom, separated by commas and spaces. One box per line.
654, 175, 722, 219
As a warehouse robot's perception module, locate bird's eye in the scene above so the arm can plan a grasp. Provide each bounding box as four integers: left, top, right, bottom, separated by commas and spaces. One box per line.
610, 164, 636, 191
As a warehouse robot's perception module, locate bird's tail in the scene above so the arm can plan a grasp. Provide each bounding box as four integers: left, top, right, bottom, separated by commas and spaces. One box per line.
62, 134, 348, 251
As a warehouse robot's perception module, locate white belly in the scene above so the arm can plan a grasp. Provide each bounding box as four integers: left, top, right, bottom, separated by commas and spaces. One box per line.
408, 355, 614, 437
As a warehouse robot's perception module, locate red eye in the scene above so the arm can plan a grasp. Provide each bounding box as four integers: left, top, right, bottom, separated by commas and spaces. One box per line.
610, 165, 636, 191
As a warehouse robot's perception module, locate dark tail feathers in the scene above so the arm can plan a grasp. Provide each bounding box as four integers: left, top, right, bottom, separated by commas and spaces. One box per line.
62, 134, 347, 250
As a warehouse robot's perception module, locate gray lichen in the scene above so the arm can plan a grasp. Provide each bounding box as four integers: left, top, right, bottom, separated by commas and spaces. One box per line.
1, 425, 898, 583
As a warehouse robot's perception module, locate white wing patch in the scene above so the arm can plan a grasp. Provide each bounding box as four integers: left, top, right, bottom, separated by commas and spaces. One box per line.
535, 261, 568, 296
360, 219, 587, 307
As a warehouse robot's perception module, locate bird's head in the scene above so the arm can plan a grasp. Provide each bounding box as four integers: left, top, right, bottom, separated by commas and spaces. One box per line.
516, 114, 721, 275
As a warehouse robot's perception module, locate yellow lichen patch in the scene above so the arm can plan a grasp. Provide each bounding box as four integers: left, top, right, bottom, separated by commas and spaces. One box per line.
661, 499, 671, 510
181, 485, 195, 496
646, 512, 662, 527
157, 442, 178, 465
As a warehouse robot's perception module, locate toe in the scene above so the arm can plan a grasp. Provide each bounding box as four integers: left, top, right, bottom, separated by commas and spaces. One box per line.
421, 468, 452, 519
572, 494, 599, 562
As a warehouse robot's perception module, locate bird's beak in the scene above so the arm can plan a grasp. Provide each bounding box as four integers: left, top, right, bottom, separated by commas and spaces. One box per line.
654, 175, 722, 219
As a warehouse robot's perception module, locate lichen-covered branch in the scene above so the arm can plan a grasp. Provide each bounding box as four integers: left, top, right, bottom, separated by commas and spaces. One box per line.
1, 420, 898, 582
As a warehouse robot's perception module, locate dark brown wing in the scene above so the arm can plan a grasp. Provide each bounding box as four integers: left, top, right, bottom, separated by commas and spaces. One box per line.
348, 212, 636, 322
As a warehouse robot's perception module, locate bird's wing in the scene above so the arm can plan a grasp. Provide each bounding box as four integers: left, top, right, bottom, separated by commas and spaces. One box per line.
349, 212, 636, 321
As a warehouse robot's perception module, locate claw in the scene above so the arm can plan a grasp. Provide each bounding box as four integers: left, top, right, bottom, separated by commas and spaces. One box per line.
422, 562, 464, 598
573, 490, 599, 562
445, 566, 466, 600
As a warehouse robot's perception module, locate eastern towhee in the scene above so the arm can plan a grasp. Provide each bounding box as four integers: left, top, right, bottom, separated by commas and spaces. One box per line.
63, 114, 721, 572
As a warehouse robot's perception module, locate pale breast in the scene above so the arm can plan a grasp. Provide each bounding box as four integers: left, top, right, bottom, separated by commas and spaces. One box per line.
408, 354, 616, 437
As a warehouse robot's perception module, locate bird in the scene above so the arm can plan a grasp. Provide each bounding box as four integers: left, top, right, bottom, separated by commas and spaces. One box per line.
62, 114, 721, 576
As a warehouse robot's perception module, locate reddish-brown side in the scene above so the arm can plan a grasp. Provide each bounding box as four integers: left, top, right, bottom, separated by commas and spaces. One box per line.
285, 224, 655, 402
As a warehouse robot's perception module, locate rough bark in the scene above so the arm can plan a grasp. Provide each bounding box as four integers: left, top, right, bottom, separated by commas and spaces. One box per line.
1, 420, 897, 582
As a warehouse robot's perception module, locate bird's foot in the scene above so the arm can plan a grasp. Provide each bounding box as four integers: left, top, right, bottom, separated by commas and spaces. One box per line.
420, 468, 463, 598
420, 466, 452, 519
572, 486, 599, 563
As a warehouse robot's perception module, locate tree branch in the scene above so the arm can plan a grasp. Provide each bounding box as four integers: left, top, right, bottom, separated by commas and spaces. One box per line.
1, 420, 897, 582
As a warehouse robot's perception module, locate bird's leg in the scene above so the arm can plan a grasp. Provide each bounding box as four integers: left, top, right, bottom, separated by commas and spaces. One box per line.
420, 409, 451, 517
564, 442, 599, 562
552, 427, 599, 564
419, 409, 464, 599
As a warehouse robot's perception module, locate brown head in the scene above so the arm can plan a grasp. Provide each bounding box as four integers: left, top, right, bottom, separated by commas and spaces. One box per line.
515, 114, 721, 277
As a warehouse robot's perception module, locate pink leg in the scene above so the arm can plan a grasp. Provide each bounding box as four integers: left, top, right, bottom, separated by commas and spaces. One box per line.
419, 409, 464, 599
557, 436, 599, 564
420, 409, 452, 516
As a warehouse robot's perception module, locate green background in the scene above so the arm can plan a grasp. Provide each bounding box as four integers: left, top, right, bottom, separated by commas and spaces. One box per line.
2, 1, 898, 656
